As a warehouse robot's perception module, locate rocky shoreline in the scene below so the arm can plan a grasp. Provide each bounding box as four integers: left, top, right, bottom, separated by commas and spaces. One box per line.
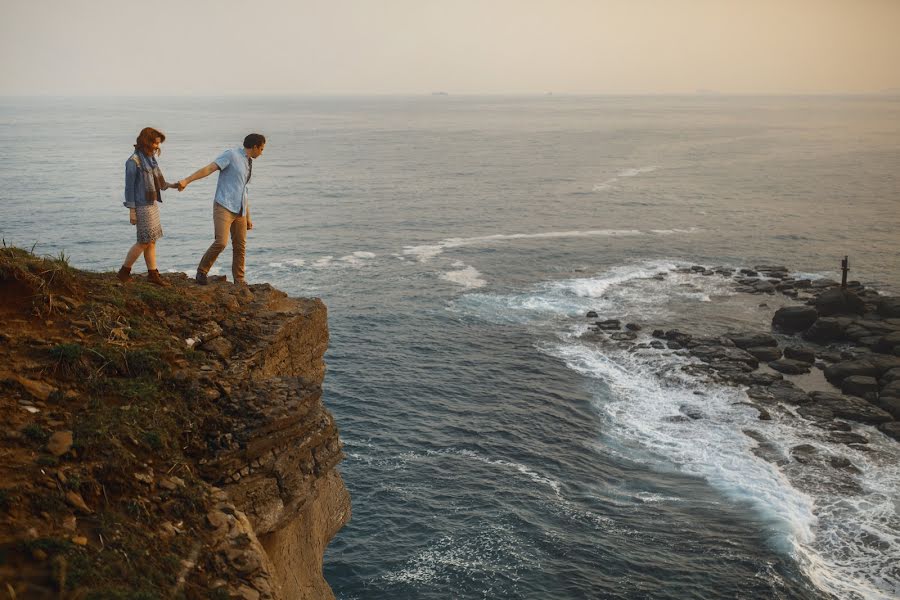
581, 263, 900, 450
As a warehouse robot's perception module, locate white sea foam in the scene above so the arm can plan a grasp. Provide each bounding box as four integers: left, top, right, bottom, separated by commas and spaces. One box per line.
338, 251, 377, 267
451, 260, 900, 599
403, 229, 645, 262
618, 166, 658, 177
440, 265, 487, 289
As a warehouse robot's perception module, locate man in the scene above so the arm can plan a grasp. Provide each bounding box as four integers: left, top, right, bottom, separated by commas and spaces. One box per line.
179, 133, 266, 285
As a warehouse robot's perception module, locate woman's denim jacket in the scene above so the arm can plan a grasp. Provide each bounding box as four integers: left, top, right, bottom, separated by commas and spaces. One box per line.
123, 152, 160, 209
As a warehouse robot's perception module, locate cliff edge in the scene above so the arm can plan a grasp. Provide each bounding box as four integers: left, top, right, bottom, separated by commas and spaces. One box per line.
0, 247, 350, 599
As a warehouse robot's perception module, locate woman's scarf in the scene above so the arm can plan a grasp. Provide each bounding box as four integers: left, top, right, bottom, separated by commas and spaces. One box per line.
133, 151, 165, 204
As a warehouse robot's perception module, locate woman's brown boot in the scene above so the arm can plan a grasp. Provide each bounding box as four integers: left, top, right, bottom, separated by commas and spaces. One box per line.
116, 265, 132, 283
147, 269, 170, 287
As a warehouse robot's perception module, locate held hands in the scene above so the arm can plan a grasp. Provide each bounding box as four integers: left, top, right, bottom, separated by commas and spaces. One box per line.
177, 179, 188, 191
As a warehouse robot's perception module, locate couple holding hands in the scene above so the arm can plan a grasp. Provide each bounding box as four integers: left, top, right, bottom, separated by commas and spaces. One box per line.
118, 127, 266, 287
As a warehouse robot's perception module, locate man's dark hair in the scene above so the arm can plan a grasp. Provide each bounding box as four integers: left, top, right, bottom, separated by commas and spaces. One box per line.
244, 133, 266, 149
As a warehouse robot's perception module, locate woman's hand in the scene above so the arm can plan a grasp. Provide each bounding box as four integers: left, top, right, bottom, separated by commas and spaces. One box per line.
129, 208, 137, 225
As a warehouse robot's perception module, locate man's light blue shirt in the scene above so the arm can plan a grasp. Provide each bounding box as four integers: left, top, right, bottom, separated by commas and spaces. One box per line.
213, 147, 251, 215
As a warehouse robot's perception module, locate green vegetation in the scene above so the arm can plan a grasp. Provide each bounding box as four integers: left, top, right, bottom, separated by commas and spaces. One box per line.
23, 422, 49, 444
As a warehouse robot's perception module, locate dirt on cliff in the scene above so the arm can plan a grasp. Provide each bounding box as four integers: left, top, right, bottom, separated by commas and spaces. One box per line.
0, 246, 338, 599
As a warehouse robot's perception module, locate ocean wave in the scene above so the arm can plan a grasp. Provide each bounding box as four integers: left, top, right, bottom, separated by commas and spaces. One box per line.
403, 229, 646, 262
440, 265, 487, 289
451, 260, 900, 599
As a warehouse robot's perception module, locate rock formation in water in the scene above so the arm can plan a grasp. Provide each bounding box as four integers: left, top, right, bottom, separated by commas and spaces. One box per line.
0, 247, 349, 599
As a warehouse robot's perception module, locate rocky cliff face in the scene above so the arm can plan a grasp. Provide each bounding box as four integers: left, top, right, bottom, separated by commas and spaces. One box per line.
197, 291, 351, 600
0, 248, 349, 599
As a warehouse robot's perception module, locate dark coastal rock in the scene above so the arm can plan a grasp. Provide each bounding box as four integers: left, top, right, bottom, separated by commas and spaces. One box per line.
810, 278, 839, 289
752, 281, 776, 294
877, 297, 900, 318
790, 444, 818, 464
875, 332, 900, 354
814, 288, 866, 316
610, 331, 637, 341
823, 360, 878, 385
808, 391, 892, 425
772, 306, 818, 333
625, 323, 642, 331
747, 346, 782, 361
755, 265, 788, 274
841, 375, 878, 398
586, 311, 598, 318
829, 456, 862, 474
596, 319, 621, 330
679, 405, 704, 420
727, 332, 777, 349
783, 346, 816, 364
803, 317, 852, 344
880, 368, 900, 387
690, 345, 759, 368
768, 359, 811, 375
768, 380, 811, 404
749, 372, 783, 386
797, 404, 835, 421
651, 329, 666, 338
828, 432, 869, 445
667, 341, 683, 350
743, 429, 786, 465
649, 340, 665, 350
879, 422, 900, 441
877, 396, 900, 419
739, 269, 758, 277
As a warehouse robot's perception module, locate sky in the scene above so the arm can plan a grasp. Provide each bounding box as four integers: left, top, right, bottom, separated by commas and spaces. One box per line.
1, 0, 899, 96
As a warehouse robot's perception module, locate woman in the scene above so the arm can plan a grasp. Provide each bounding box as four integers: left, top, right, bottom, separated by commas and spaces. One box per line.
117, 127, 179, 286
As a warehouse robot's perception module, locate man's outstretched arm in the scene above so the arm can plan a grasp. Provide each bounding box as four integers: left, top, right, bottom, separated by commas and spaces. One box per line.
179, 163, 220, 190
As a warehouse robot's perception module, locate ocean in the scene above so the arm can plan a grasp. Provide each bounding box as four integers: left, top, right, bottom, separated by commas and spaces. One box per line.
1, 95, 899, 599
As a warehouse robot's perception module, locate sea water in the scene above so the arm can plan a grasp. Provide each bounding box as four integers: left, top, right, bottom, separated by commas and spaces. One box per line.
1, 95, 899, 599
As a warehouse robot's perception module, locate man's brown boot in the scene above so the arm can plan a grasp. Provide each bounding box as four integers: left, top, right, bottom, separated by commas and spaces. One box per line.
116, 265, 132, 283
147, 269, 170, 287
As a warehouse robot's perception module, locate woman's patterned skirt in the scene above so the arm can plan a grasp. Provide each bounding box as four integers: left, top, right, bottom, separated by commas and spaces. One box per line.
135, 203, 163, 243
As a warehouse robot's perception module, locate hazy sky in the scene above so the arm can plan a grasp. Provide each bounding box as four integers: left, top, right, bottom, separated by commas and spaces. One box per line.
2, 0, 899, 95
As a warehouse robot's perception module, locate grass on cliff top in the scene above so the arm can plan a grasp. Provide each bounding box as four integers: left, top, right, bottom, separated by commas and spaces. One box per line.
1, 245, 229, 598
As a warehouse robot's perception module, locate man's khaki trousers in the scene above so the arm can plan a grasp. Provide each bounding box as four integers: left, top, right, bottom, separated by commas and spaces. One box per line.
198, 203, 247, 283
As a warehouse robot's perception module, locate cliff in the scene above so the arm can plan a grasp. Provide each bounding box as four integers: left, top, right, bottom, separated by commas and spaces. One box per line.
0, 247, 350, 599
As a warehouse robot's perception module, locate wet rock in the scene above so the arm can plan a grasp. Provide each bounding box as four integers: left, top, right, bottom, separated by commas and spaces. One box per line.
649, 340, 665, 350
768, 380, 811, 404
827, 431, 869, 445
586, 311, 598, 318
824, 360, 878, 385
747, 346, 782, 361
783, 346, 816, 364
595, 319, 621, 330
877, 297, 900, 318
803, 317, 851, 343
829, 456, 861, 474
814, 288, 866, 316
772, 306, 818, 333
610, 331, 637, 341
810, 279, 839, 289
625, 323, 642, 331
879, 422, 900, 441
809, 391, 892, 425
749, 372, 783, 386
679, 405, 704, 420
727, 332, 777, 349
877, 396, 900, 419
790, 444, 818, 464
768, 358, 812, 375
797, 404, 834, 421
841, 375, 878, 398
